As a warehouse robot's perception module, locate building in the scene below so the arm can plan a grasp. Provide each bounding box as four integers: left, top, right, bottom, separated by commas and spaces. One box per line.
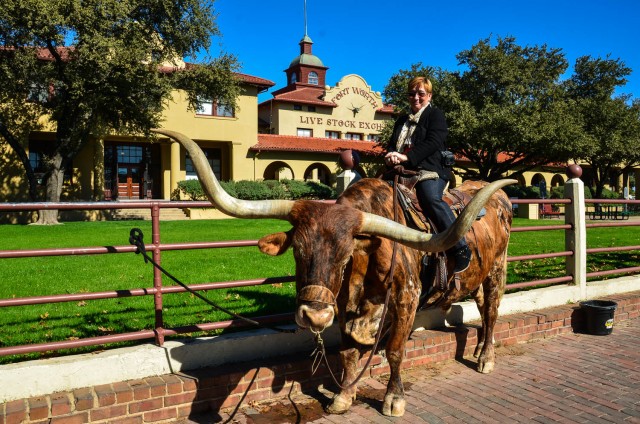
0, 35, 394, 206
0, 60, 274, 204
252, 34, 393, 186
1, 36, 636, 215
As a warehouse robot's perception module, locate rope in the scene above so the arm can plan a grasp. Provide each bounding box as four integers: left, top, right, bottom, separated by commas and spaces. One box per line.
311, 175, 400, 391
128, 228, 296, 334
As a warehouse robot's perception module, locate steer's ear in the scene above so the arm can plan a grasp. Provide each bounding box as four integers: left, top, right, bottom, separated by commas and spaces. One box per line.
353, 235, 382, 254
258, 230, 294, 256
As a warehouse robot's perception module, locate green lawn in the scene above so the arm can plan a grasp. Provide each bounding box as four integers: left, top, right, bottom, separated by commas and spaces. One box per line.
0, 217, 638, 363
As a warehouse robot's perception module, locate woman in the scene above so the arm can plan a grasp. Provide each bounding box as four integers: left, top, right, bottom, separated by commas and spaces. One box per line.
385, 76, 471, 274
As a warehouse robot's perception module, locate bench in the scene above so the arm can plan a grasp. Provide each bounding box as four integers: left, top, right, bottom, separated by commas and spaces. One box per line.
540, 203, 562, 219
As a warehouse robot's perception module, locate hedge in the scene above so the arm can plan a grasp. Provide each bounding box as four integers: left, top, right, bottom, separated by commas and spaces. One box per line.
174, 179, 336, 201
502, 184, 620, 200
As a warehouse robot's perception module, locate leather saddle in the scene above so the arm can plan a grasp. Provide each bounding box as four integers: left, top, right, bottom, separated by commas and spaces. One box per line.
381, 166, 482, 297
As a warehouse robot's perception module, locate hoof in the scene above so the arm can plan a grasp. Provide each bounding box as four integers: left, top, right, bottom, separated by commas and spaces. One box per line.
473, 342, 484, 358
477, 359, 495, 374
382, 393, 406, 417
325, 393, 354, 415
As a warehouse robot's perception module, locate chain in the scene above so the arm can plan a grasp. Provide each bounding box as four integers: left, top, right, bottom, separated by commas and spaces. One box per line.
128, 228, 296, 334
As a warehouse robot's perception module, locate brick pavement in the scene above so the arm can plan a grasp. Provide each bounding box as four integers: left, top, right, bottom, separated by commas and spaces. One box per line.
210, 317, 640, 424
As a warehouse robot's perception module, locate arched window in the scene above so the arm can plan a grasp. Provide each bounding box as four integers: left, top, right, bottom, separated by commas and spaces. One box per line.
308, 71, 318, 85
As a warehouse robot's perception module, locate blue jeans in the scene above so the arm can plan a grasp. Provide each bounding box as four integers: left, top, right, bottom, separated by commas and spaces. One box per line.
415, 178, 468, 252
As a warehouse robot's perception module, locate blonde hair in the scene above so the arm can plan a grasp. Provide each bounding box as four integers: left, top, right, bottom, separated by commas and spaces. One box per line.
408, 77, 433, 93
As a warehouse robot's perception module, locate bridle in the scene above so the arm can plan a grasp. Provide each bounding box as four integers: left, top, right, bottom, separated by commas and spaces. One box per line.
311, 175, 401, 390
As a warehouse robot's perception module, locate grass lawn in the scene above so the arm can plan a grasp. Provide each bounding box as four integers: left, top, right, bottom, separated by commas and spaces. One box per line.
0, 217, 638, 363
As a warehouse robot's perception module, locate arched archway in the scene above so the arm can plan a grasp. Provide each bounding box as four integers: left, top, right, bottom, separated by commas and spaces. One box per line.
514, 174, 526, 187
304, 163, 331, 186
530, 173, 546, 187
263, 161, 294, 181
551, 174, 565, 187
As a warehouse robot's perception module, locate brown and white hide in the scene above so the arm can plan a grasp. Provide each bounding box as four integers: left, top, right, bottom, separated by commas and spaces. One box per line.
259, 178, 512, 417
152, 129, 513, 418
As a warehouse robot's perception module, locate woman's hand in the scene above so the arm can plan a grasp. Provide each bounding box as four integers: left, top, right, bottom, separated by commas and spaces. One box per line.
385, 152, 408, 166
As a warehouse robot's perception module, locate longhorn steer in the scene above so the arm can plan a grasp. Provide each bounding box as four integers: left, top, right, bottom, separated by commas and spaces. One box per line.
154, 129, 514, 417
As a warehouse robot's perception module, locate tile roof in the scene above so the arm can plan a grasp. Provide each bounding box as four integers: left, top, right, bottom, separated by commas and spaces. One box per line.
252, 134, 385, 156
226, 71, 274, 89
261, 86, 396, 112
376, 104, 395, 114
20, 47, 275, 90
263, 86, 337, 107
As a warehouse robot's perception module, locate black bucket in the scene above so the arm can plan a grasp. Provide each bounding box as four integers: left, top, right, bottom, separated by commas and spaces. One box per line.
579, 300, 617, 335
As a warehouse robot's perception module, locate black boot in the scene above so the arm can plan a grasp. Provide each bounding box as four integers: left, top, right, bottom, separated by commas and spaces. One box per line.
452, 245, 472, 274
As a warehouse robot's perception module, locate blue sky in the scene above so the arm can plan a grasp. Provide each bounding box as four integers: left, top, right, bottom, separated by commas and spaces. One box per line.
209, 0, 639, 103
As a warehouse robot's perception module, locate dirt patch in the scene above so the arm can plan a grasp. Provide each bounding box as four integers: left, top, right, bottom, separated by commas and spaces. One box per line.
242, 397, 327, 424
495, 344, 527, 357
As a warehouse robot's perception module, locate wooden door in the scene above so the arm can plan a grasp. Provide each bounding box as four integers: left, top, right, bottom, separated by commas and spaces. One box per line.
117, 166, 141, 199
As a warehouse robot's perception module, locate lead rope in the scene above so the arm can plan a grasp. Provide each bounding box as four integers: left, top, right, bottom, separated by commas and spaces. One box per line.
312, 175, 401, 390
128, 228, 296, 334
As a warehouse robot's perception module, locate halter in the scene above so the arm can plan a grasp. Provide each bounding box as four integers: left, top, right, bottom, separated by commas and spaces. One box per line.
296, 284, 336, 306
311, 174, 401, 391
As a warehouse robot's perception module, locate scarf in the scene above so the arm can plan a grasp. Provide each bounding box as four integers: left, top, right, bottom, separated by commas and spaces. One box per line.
395, 103, 430, 153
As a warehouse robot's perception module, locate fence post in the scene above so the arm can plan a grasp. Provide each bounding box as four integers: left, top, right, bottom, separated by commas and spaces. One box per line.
564, 165, 587, 299
151, 203, 165, 346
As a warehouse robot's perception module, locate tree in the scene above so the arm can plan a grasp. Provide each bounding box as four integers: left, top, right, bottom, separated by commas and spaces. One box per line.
0, 0, 240, 223
565, 56, 640, 198
383, 37, 586, 182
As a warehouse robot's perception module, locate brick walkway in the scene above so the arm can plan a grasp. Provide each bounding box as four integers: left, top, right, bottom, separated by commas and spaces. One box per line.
209, 317, 640, 423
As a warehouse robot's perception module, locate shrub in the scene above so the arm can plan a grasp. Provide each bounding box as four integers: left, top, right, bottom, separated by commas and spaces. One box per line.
175, 180, 205, 200
503, 184, 621, 201
175, 179, 336, 201
502, 185, 542, 199
282, 179, 335, 199
233, 180, 279, 200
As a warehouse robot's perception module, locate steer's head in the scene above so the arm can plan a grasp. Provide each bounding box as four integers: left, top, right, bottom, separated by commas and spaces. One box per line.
152, 129, 517, 335
258, 201, 367, 333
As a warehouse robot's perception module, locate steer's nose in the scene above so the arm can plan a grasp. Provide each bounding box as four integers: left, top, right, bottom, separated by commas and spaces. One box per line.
297, 304, 334, 333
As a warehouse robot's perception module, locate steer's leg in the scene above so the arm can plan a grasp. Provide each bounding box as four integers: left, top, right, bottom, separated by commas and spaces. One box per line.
472, 284, 486, 358
326, 338, 361, 414
381, 295, 417, 417
476, 253, 507, 373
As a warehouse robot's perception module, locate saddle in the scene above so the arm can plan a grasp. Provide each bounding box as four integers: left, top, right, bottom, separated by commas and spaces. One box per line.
381, 166, 481, 297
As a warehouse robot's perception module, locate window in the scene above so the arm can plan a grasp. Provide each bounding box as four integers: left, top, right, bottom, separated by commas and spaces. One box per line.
196, 98, 213, 115
27, 83, 49, 104
325, 131, 339, 139
308, 72, 318, 85
307, 106, 316, 112
367, 134, 380, 142
186, 148, 222, 180
297, 128, 312, 137
293, 104, 302, 111
29, 140, 72, 185
196, 97, 234, 117
290, 72, 297, 84
345, 133, 362, 140
215, 102, 233, 117
116, 145, 144, 164
29, 151, 44, 173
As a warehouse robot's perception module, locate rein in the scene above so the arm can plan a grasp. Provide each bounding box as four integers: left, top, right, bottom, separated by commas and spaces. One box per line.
311, 175, 401, 391
128, 228, 296, 334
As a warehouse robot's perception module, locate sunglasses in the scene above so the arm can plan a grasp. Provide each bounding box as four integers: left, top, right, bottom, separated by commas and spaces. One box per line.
407, 91, 429, 98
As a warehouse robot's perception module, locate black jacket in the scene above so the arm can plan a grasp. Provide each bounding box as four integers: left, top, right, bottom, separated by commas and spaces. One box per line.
388, 104, 449, 180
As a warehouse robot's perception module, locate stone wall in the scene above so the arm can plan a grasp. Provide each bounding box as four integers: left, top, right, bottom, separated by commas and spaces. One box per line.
2, 291, 639, 423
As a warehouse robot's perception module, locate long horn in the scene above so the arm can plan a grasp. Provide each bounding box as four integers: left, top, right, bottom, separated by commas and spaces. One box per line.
152, 129, 295, 220
359, 179, 517, 252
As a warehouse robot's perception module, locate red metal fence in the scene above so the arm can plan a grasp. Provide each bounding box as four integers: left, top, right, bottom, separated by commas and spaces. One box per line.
1, 196, 639, 358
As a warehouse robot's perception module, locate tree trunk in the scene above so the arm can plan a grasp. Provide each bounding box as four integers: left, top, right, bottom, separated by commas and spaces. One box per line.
35, 154, 65, 225
92, 138, 105, 201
